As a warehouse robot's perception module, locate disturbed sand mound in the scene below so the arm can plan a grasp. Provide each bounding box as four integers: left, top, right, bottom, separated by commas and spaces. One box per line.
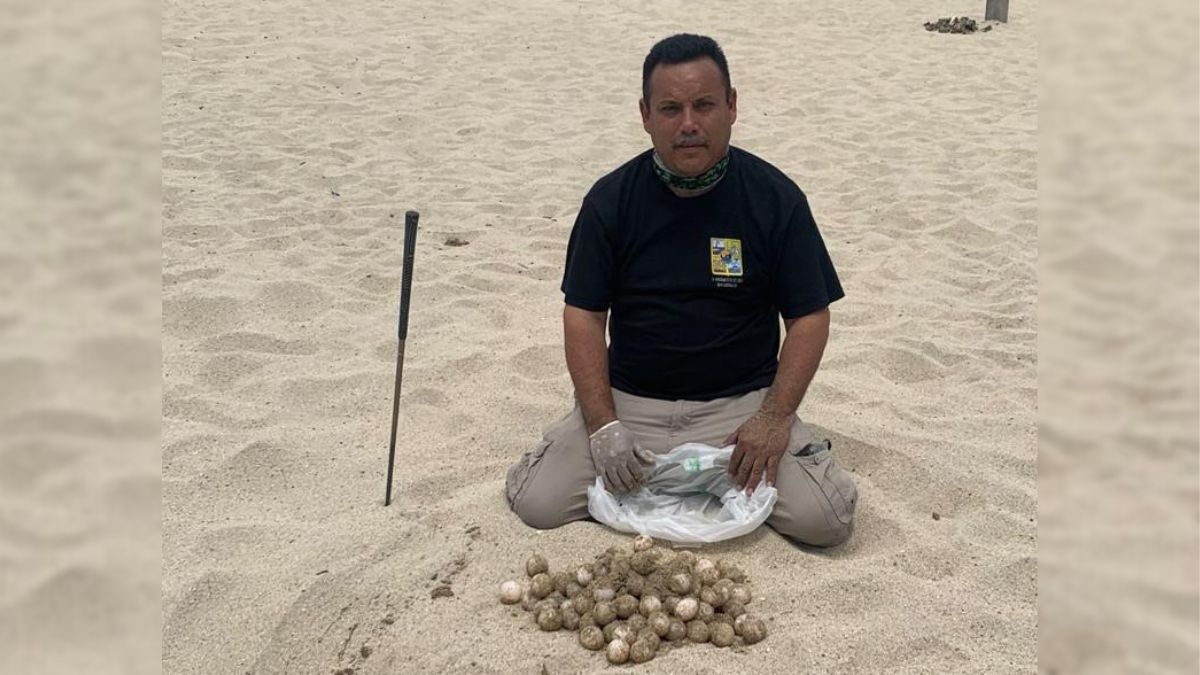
923, 16, 993, 33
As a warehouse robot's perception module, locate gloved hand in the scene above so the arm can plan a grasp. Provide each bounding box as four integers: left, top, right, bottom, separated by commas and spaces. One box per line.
589, 420, 656, 493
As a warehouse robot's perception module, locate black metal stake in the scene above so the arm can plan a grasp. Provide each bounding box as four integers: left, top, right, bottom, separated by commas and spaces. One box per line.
384, 210, 419, 506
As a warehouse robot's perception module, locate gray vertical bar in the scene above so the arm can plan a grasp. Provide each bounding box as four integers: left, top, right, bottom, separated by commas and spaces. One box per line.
985, 0, 1009, 22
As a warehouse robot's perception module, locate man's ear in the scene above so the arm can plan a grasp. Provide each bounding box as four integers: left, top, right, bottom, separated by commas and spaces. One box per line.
728, 87, 738, 125
639, 98, 651, 133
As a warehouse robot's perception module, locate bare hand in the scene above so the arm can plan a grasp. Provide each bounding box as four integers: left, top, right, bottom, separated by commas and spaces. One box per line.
725, 411, 793, 495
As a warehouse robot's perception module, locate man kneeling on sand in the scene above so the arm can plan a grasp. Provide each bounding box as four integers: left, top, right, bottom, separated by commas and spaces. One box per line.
505, 33, 857, 547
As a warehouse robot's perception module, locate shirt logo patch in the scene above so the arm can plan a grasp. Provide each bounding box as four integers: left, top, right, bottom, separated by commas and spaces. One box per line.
710, 237, 744, 277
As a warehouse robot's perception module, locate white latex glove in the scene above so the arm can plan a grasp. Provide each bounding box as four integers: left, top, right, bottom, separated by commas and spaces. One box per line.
588, 420, 656, 493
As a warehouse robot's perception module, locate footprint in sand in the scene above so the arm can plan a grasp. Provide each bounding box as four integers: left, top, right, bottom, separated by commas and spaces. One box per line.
199, 331, 318, 355
163, 295, 245, 338
195, 353, 270, 390
510, 344, 563, 381
252, 280, 333, 323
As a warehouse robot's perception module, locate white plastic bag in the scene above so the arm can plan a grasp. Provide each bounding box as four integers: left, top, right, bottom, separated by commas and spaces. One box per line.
587, 443, 777, 544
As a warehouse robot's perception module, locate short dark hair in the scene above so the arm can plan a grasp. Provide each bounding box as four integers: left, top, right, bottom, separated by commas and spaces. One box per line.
641, 33, 732, 104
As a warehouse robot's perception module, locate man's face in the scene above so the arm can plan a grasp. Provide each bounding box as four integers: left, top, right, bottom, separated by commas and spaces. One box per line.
640, 58, 737, 177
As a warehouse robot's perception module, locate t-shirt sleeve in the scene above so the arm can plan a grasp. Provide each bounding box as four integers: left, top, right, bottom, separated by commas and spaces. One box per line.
561, 197, 615, 311
772, 196, 845, 318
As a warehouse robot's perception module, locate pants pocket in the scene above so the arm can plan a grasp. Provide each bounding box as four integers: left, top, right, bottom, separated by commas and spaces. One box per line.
505, 438, 551, 508
793, 441, 857, 526
505, 407, 583, 508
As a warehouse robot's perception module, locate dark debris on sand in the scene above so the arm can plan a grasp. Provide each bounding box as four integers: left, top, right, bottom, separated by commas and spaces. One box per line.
924, 16, 992, 33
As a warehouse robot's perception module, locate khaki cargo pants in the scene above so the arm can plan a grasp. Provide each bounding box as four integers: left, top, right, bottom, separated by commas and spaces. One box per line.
504, 388, 857, 547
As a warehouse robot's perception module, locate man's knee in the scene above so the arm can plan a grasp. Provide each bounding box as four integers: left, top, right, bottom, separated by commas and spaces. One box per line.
770, 448, 858, 547
773, 511, 854, 548
504, 448, 584, 530
509, 488, 573, 530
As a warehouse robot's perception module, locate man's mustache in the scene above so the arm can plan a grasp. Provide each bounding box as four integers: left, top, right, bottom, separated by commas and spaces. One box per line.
674, 136, 707, 148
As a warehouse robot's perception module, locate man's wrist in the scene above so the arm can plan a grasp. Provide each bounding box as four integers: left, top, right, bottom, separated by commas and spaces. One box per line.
585, 413, 618, 436
588, 418, 621, 438
755, 404, 796, 422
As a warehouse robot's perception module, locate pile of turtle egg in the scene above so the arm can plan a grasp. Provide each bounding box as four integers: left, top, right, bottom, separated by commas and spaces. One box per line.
498, 534, 767, 664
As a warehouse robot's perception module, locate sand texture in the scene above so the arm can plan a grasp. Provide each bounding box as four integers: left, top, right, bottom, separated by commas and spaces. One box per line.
0, 0, 160, 672
163, 0, 1039, 672
1037, 0, 1200, 672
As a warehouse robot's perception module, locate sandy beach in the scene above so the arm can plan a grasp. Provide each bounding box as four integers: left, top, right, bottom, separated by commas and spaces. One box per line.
161, 0, 1039, 672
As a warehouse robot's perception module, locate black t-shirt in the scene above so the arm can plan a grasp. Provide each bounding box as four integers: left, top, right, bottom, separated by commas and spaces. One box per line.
561, 146, 844, 401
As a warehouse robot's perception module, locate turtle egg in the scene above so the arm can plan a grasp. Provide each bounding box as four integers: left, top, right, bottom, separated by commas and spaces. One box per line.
623, 573, 645, 598
667, 573, 692, 595
740, 614, 768, 644
675, 551, 697, 567
578, 625, 605, 651
695, 558, 719, 585
499, 581, 522, 604
710, 583, 729, 605
733, 613, 748, 635
561, 607, 580, 631
649, 611, 671, 637
614, 594, 639, 619
537, 607, 563, 631
720, 562, 746, 583
593, 601, 617, 626
612, 558, 633, 577
699, 586, 721, 608
552, 571, 572, 595
593, 587, 616, 603
602, 620, 626, 643
631, 550, 659, 575
674, 597, 699, 621
632, 534, 655, 552
725, 600, 746, 619
571, 594, 594, 615
532, 598, 558, 617
639, 595, 662, 616
686, 619, 710, 643
730, 583, 752, 605
530, 573, 553, 599
575, 565, 594, 587
637, 627, 661, 649
662, 596, 680, 615
526, 553, 549, 577
606, 639, 630, 665
626, 614, 647, 634
630, 638, 657, 663
666, 617, 687, 642
564, 581, 583, 599
520, 591, 536, 612
710, 622, 736, 647
697, 601, 715, 622
613, 623, 635, 644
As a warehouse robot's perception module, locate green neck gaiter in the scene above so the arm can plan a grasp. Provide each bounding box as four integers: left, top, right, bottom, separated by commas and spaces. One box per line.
652, 151, 730, 192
